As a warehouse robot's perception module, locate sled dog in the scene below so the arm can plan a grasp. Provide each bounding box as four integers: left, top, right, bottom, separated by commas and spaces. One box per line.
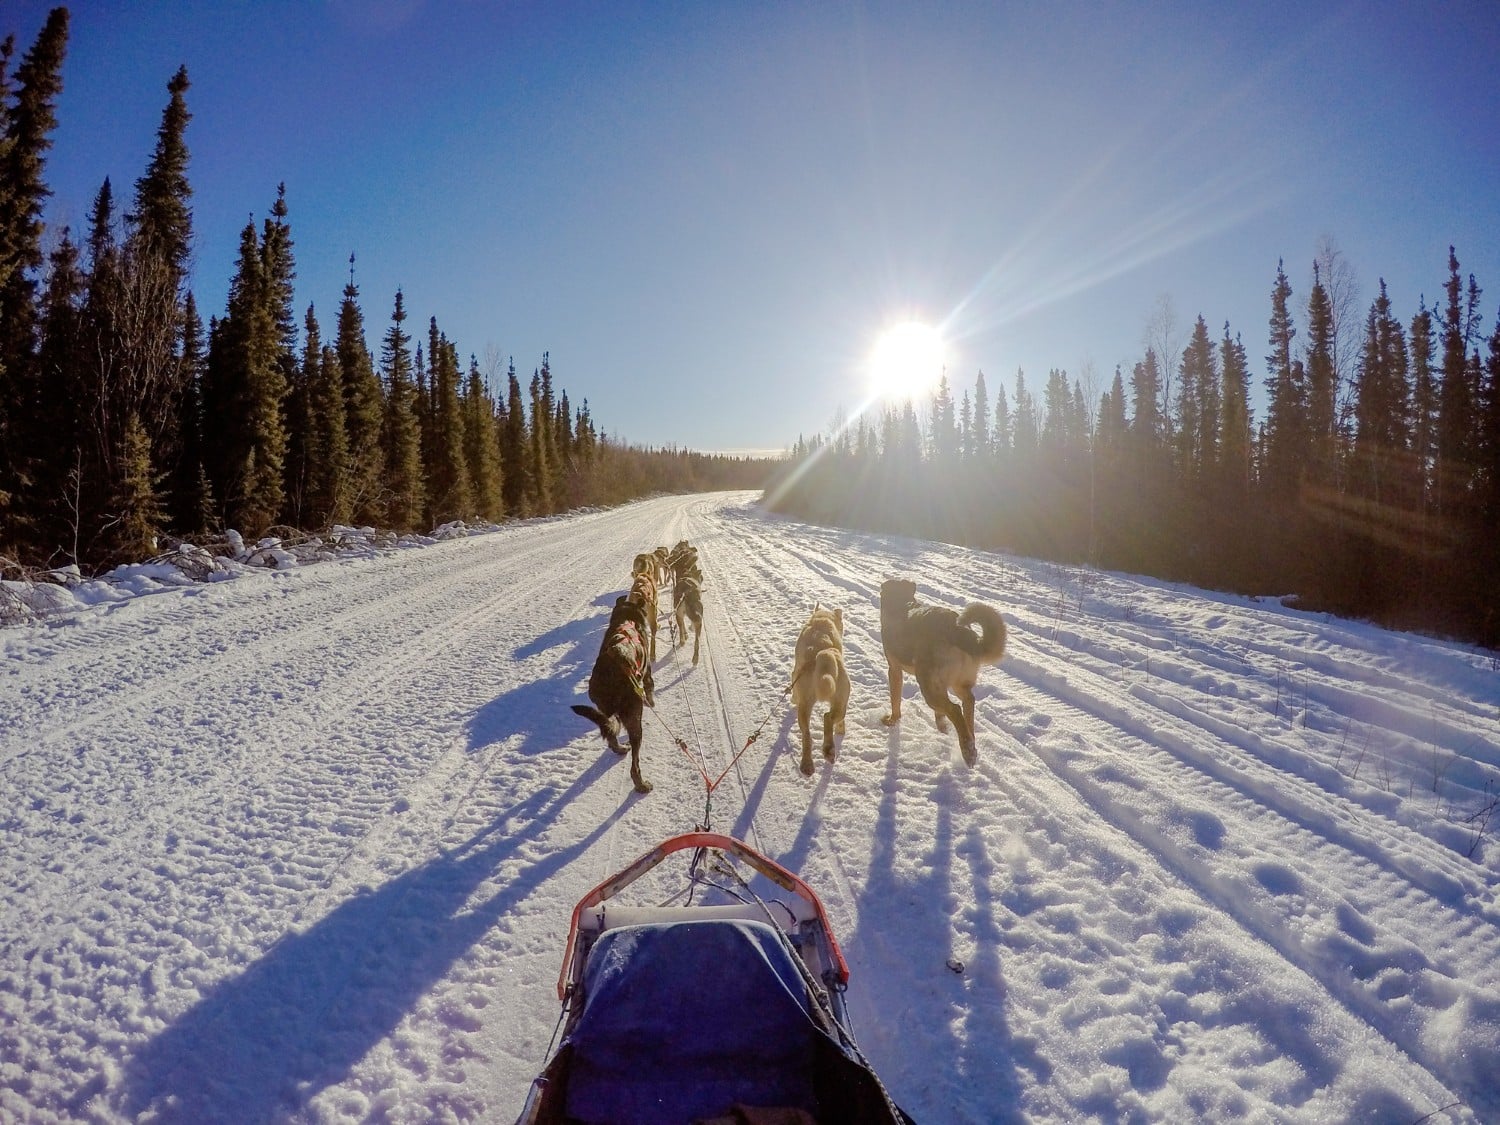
790, 606, 850, 777
673, 573, 704, 665
878, 578, 1006, 767
667, 541, 702, 587
627, 569, 659, 663
652, 545, 673, 587
572, 595, 657, 793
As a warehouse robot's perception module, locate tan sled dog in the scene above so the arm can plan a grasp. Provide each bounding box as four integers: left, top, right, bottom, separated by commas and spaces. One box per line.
790, 606, 850, 777
878, 578, 1006, 767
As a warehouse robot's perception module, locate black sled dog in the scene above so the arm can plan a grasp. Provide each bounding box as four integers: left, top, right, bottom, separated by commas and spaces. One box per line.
673, 574, 704, 665
573, 595, 656, 793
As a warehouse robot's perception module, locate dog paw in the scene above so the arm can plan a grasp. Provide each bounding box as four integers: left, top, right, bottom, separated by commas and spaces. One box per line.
609, 743, 628, 756
822, 743, 836, 763
633, 777, 654, 794
961, 742, 978, 768
799, 756, 815, 777
879, 713, 899, 727
936, 715, 951, 733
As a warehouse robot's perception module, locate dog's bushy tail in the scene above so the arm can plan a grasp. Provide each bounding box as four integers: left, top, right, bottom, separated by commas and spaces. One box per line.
813, 650, 841, 702
571, 703, 619, 739
959, 603, 1007, 665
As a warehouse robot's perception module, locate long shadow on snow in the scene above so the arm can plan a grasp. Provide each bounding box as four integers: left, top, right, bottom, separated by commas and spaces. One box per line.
843, 730, 1025, 1122
119, 755, 626, 1124
725, 712, 800, 842
468, 604, 610, 756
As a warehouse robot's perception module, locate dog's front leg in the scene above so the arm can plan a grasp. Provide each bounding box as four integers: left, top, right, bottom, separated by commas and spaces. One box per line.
879, 661, 903, 726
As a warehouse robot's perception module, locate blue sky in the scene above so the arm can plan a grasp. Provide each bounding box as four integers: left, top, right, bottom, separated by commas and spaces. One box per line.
10, 1, 1500, 455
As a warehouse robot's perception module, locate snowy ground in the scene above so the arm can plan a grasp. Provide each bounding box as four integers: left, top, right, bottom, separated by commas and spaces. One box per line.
3, 491, 1499, 1124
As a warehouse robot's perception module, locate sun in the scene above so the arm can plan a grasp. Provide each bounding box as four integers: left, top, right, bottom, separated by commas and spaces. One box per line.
867, 321, 946, 402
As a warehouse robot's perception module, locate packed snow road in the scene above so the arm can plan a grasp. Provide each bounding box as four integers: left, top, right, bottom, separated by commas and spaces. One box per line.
2, 492, 1498, 1122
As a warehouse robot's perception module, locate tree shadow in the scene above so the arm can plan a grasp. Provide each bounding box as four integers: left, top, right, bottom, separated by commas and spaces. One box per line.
118, 755, 624, 1124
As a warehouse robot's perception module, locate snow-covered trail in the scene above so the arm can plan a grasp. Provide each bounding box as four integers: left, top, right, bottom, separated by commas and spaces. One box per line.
2, 492, 1497, 1123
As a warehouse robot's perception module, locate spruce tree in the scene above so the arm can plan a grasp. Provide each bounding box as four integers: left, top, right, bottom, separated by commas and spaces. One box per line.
128, 66, 192, 280
1351, 279, 1410, 504
215, 219, 286, 533
423, 326, 469, 524
0, 6, 67, 378
30, 229, 84, 555
380, 290, 424, 529
929, 374, 958, 462
1175, 319, 1218, 481
310, 336, 350, 528
1409, 301, 1437, 510
169, 291, 214, 534
1261, 260, 1305, 497
111, 411, 165, 563
971, 370, 990, 459
336, 263, 384, 525
1129, 349, 1163, 447
260, 188, 297, 523
501, 362, 530, 515
1436, 247, 1477, 513
1218, 323, 1252, 497
0, 8, 67, 543
539, 351, 559, 483
463, 354, 504, 520
992, 381, 1011, 453
528, 367, 553, 512
1305, 264, 1338, 487
76, 179, 123, 554
284, 303, 320, 527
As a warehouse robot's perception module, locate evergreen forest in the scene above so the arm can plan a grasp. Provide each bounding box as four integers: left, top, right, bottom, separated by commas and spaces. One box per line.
0, 9, 770, 580
767, 249, 1500, 648
4, 11, 1495, 650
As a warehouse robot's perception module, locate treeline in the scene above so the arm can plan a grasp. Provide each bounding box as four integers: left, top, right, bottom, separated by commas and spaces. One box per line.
0, 10, 771, 575
767, 250, 1500, 648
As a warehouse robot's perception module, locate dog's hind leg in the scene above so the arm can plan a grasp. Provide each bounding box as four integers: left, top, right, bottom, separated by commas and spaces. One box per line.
796, 698, 816, 777
825, 673, 849, 762
624, 711, 652, 793
880, 662, 903, 726
959, 685, 978, 765
916, 672, 968, 760
691, 619, 701, 665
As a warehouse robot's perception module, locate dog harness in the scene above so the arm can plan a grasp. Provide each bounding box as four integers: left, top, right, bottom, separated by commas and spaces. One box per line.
610, 620, 648, 700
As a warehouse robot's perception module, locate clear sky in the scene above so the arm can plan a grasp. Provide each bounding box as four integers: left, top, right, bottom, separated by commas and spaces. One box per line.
9, 1, 1500, 455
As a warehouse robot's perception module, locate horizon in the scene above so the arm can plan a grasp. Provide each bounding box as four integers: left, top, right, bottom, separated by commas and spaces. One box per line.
9, 1, 1500, 452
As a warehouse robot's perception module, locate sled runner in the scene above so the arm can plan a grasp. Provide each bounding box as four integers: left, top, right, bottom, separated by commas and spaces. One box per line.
516, 832, 914, 1125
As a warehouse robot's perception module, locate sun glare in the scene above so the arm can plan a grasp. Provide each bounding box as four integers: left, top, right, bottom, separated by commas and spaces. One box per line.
868, 321, 945, 402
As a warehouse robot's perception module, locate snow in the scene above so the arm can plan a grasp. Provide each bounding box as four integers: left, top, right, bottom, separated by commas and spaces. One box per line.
3, 491, 1498, 1123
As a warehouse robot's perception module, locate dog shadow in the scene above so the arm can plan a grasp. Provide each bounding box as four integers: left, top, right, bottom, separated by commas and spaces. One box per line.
118, 757, 626, 1123
468, 608, 608, 756
836, 729, 1027, 1121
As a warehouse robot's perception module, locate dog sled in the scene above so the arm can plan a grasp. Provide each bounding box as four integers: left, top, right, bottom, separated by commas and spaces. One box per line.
516, 832, 914, 1125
